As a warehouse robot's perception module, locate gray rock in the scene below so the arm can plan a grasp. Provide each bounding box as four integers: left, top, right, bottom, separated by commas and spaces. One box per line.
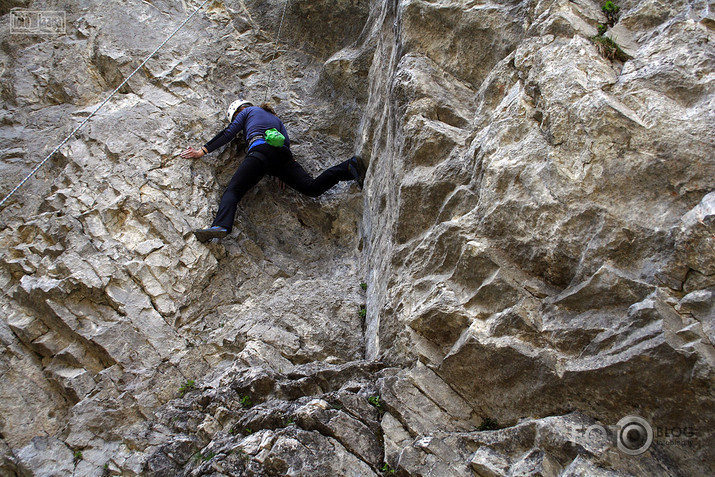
16, 437, 75, 477
1, 0, 713, 476
0, 438, 18, 477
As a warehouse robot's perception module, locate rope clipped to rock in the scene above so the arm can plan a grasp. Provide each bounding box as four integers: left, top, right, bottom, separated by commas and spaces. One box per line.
0, 0, 211, 211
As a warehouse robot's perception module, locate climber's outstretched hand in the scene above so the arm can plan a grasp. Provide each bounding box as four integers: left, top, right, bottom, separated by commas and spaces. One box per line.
180, 146, 205, 159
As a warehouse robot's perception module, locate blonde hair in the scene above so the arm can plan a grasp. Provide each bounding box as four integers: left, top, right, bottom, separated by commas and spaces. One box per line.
260, 102, 276, 115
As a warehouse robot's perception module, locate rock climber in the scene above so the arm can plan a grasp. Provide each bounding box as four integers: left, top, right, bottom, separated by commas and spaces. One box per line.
180, 99, 366, 243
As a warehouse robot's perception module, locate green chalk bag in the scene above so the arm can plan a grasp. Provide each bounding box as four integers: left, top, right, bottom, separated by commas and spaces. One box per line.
265, 128, 285, 147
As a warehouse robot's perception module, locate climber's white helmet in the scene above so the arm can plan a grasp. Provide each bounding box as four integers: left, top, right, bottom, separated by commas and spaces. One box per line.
227, 99, 253, 121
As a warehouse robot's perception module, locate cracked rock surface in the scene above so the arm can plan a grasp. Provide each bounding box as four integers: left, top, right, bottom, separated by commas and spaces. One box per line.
1, 0, 713, 476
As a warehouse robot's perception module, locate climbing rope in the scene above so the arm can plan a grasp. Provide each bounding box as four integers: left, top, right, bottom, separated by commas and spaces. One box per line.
263, 0, 290, 103
0, 0, 211, 211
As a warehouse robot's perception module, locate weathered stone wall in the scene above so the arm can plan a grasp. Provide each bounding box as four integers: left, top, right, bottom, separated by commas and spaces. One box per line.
0, 0, 713, 476
358, 0, 714, 475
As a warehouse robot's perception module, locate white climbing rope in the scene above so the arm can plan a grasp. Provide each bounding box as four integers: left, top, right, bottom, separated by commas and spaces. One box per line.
0, 0, 211, 211
263, 0, 290, 103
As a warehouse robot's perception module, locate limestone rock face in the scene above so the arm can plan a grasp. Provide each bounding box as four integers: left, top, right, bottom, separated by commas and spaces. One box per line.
0, 0, 713, 476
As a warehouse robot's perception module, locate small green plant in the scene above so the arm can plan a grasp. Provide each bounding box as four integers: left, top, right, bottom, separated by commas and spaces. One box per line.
591, 1, 628, 61
234, 449, 251, 462
73, 451, 83, 464
193, 451, 216, 463
359, 306, 367, 318
381, 463, 396, 474
590, 35, 630, 62
239, 394, 253, 408
368, 395, 383, 411
245, 428, 253, 434
478, 417, 500, 431
360, 282, 368, 291
602, 1, 620, 26
179, 379, 196, 397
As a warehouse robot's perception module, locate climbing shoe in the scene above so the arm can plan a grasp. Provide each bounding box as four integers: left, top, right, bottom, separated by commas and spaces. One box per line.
348, 155, 366, 190
193, 226, 228, 243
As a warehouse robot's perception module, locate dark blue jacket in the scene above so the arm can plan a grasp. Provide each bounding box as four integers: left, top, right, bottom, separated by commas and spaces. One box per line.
203, 106, 290, 153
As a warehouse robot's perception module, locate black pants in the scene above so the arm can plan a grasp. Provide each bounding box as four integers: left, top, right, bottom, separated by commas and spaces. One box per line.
212, 144, 354, 232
